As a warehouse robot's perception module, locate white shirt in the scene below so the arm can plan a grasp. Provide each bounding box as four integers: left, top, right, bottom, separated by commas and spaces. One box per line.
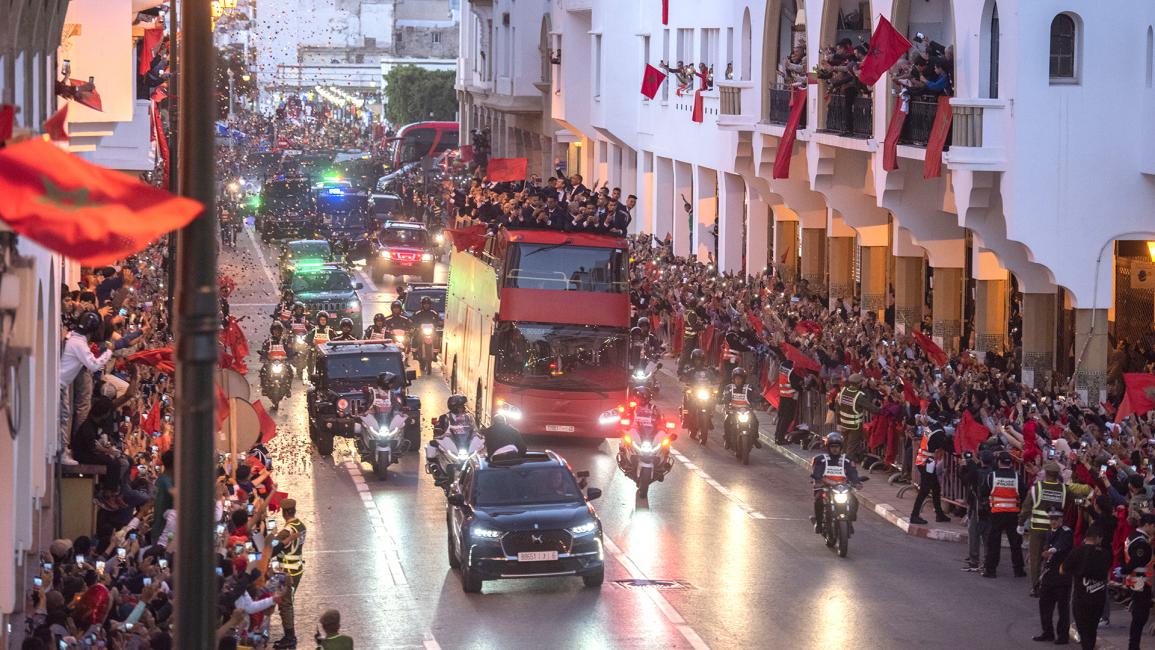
59, 332, 112, 387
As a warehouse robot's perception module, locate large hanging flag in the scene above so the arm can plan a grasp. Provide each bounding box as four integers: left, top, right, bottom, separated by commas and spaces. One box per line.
882, 94, 908, 171
0, 104, 14, 142
923, 96, 953, 178
486, 157, 528, 182
0, 139, 201, 265
691, 90, 705, 123
661, 0, 668, 24
139, 28, 165, 75
857, 17, 912, 87
772, 87, 807, 179
641, 64, 667, 100
912, 329, 948, 367
43, 104, 69, 142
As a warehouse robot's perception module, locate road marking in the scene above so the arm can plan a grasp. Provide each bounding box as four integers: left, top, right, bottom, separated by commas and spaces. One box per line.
244, 226, 280, 291
604, 536, 711, 650
423, 632, 442, 650
355, 268, 380, 293
669, 448, 767, 520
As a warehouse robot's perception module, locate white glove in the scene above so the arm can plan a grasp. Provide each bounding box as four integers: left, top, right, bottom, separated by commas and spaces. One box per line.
1015, 525, 1025, 535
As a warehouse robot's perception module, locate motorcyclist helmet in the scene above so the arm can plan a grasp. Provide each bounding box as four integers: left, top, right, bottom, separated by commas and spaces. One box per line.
339, 317, 354, 333
632, 386, 651, 405
630, 326, 643, 338
825, 432, 844, 456
447, 394, 468, 414
270, 321, 284, 335
420, 296, 432, 309
282, 289, 294, 301
75, 311, 102, 336
315, 311, 329, 326
637, 316, 651, 332
292, 302, 305, 315
690, 348, 706, 366
390, 300, 404, 315
731, 367, 748, 383
373, 312, 386, 326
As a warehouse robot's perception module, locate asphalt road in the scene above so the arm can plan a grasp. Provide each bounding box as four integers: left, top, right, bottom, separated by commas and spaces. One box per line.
221, 226, 1041, 649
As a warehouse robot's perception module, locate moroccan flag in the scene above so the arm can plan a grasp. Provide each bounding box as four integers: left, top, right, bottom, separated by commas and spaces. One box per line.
857, 17, 912, 86
486, 157, 528, 182
0, 104, 14, 142
923, 95, 953, 178
458, 144, 474, 162
902, 378, 920, 406
794, 319, 823, 337
772, 87, 807, 179
783, 342, 822, 374
252, 399, 279, 444
127, 346, 175, 374
0, 139, 200, 265
912, 329, 947, 367
446, 224, 488, 254
142, 400, 162, 436
882, 94, 907, 171
956, 411, 991, 455
748, 312, 763, 335
1116, 373, 1155, 422
641, 64, 667, 100
215, 384, 230, 432
763, 380, 781, 410
662, 0, 668, 24
691, 90, 705, 123
139, 28, 165, 75
43, 104, 69, 142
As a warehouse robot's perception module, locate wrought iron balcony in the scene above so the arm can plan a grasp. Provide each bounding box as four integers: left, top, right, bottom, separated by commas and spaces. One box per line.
821, 93, 872, 138
897, 99, 939, 147
767, 84, 806, 128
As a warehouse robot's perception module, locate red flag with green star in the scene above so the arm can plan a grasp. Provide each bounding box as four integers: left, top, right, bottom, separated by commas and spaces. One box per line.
0, 139, 201, 265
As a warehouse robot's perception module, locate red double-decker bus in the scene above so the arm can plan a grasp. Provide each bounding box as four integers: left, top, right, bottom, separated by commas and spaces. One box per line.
442, 229, 630, 438
383, 121, 459, 168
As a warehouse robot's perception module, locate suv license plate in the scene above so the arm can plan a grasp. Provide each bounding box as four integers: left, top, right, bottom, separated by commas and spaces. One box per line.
517, 551, 558, 562
545, 425, 575, 432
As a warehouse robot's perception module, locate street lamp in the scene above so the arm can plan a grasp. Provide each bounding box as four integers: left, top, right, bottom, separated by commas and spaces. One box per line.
1147, 241, 1155, 262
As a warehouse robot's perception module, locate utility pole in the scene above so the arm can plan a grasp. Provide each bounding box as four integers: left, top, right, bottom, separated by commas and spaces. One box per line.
166, 0, 179, 318
173, 0, 219, 646
227, 67, 235, 122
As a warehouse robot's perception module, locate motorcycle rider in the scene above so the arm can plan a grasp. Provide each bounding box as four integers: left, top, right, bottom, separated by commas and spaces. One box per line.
629, 317, 663, 368
259, 321, 296, 368
810, 432, 861, 534
272, 289, 296, 324
721, 367, 764, 451
681, 348, 717, 442
629, 386, 666, 430
331, 317, 358, 342
410, 296, 441, 328
483, 412, 527, 458
382, 301, 414, 346
678, 302, 704, 372
363, 312, 388, 340
304, 311, 334, 377
433, 394, 477, 438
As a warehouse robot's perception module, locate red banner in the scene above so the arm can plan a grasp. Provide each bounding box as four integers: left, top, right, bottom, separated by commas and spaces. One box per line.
772, 87, 807, 179
252, 399, 279, 444
783, 342, 822, 374
661, 0, 668, 24
0, 104, 13, 142
882, 95, 907, 171
691, 90, 705, 123
126, 347, 175, 374
486, 157, 528, 182
956, 410, 991, 455
139, 28, 165, 75
857, 17, 912, 87
923, 96, 953, 179
446, 224, 488, 253
912, 329, 948, 367
641, 64, 667, 100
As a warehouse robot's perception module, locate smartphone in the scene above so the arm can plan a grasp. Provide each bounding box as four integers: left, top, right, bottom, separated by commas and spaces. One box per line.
246, 503, 254, 514
215, 566, 223, 577
95, 561, 105, 573
33, 576, 42, 588
158, 558, 168, 569
266, 517, 276, 530
151, 445, 159, 453
216, 524, 226, 535
129, 532, 138, 541
247, 552, 261, 563
117, 547, 127, 559
125, 622, 133, 631
59, 640, 68, 650
1100, 464, 1108, 476
42, 562, 53, 572
271, 560, 281, 571
234, 544, 244, 555
244, 541, 254, 551
75, 554, 85, 566
142, 577, 152, 586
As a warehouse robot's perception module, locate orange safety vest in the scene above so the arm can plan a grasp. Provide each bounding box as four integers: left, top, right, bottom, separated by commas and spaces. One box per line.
988, 471, 1020, 513
778, 370, 797, 399
915, 431, 936, 467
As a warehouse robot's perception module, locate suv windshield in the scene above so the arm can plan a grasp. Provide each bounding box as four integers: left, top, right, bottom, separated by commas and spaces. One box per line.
492, 322, 628, 391
505, 243, 627, 293
380, 228, 429, 247
324, 351, 405, 382
289, 242, 331, 259
292, 270, 353, 293
474, 466, 583, 506
403, 290, 446, 313
263, 181, 313, 217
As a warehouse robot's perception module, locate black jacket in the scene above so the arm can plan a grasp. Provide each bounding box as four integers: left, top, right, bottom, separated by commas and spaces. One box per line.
483, 422, 527, 457
1039, 525, 1074, 586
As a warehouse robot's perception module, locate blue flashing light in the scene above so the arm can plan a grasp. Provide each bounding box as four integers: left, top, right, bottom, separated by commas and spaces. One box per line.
327, 187, 344, 195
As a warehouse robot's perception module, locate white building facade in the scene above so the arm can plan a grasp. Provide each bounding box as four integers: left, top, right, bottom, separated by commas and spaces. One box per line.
464, 0, 1155, 403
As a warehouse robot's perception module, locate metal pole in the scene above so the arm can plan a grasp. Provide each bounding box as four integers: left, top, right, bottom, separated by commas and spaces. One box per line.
166, 0, 179, 318
173, 0, 218, 645
228, 68, 235, 121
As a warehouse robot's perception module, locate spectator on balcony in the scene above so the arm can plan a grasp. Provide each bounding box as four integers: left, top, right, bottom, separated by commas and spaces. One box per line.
778, 44, 808, 89
922, 60, 954, 98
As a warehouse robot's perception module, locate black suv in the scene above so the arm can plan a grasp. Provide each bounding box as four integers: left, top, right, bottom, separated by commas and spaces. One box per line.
288, 263, 364, 334
258, 177, 318, 241
306, 341, 420, 455
373, 221, 435, 283
446, 451, 605, 593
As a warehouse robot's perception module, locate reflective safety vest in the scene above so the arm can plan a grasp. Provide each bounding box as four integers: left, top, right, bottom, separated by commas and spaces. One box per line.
1028, 481, 1067, 531
837, 387, 865, 431
915, 430, 939, 467
279, 307, 291, 321
280, 519, 307, 576
1124, 532, 1151, 591
821, 454, 848, 483
633, 405, 660, 431
268, 344, 287, 360
369, 328, 386, 341
726, 385, 752, 408
291, 322, 307, 335
778, 369, 797, 400
312, 329, 330, 346
988, 470, 1021, 513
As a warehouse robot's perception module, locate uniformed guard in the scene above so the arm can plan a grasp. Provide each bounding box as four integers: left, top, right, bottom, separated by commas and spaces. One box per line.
1122, 513, 1155, 650
1021, 461, 1091, 597
273, 498, 307, 649
833, 374, 878, 461
982, 452, 1026, 579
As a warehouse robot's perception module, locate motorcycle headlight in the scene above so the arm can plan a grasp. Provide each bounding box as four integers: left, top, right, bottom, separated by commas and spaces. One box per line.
421, 324, 434, 335
271, 362, 285, 374
695, 388, 710, 400
375, 427, 396, 439
496, 403, 522, 421
833, 491, 850, 504
737, 412, 750, 423
295, 335, 305, 344
568, 521, 599, 536
434, 233, 445, 244
471, 526, 503, 539
633, 369, 646, 380
421, 253, 433, 262
456, 450, 470, 460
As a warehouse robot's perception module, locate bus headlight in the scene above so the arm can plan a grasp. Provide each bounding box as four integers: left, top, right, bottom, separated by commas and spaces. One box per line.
497, 403, 522, 421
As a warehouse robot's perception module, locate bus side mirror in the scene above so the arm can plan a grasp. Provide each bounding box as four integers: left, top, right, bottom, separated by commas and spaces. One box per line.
353, 282, 363, 290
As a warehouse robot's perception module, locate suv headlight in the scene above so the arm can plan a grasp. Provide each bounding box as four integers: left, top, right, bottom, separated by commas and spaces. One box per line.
472, 526, 503, 539
568, 521, 599, 536
347, 299, 360, 310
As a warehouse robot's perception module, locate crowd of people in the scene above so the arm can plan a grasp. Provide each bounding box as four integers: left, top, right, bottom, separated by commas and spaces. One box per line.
626, 235, 1155, 649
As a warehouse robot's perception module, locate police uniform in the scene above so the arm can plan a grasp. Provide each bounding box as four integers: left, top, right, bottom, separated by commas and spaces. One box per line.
1035, 512, 1073, 644
774, 362, 802, 444
679, 311, 702, 371
721, 383, 758, 449
834, 381, 872, 460
1122, 518, 1154, 650
304, 325, 332, 376
1020, 465, 1090, 592
909, 424, 949, 524
274, 499, 307, 648
810, 453, 860, 530
983, 460, 1026, 578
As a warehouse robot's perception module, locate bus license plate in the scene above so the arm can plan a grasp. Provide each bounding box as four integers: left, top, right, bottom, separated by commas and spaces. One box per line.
545, 425, 575, 432
518, 551, 558, 562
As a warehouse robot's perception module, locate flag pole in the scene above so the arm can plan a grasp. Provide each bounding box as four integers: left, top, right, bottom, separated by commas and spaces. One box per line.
172, 0, 219, 645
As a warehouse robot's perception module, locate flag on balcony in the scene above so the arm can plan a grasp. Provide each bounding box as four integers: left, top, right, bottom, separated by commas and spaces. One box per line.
0, 139, 201, 266
641, 64, 667, 100
857, 17, 912, 87
691, 90, 705, 123
882, 95, 907, 171
662, 0, 668, 24
0, 104, 14, 142
139, 27, 165, 75
772, 87, 807, 179
923, 95, 953, 178
43, 104, 69, 142
486, 156, 528, 182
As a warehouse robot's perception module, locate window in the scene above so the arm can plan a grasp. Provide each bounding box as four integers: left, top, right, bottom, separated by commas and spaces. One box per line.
432, 32, 441, 45
1147, 26, 1153, 88
594, 34, 603, 99
676, 28, 692, 63
700, 28, 718, 71
662, 29, 671, 100
1049, 14, 1077, 81
492, 323, 629, 392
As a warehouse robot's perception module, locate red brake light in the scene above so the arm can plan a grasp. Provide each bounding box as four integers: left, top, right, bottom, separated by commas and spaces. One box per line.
619, 418, 630, 427
629, 401, 637, 409
617, 405, 625, 413
623, 434, 632, 445
661, 437, 671, 447
665, 421, 676, 429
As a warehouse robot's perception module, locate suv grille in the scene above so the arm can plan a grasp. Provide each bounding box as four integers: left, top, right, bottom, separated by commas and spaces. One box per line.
309, 301, 347, 314
501, 530, 572, 555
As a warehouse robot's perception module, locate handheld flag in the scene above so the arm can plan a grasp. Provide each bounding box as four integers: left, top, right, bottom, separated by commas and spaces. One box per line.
856, 17, 912, 87
486, 157, 529, 182
641, 64, 667, 99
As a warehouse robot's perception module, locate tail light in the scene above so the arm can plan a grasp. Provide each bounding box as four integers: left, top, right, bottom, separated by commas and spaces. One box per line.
619, 418, 630, 427
616, 405, 625, 413
661, 437, 671, 447
629, 401, 637, 409
665, 421, 676, 429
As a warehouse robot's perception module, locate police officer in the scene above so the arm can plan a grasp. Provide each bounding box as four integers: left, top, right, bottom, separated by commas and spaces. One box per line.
982, 451, 1026, 579
259, 321, 296, 394
272, 498, 307, 649
773, 358, 803, 445
1062, 523, 1112, 650
363, 313, 388, 340
410, 296, 441, 328
304, 311, 333, 378
1122, 512, 1155, 650
1034, 509, 1074, 644
909, 414, 951, 526
720, 367, 764, 451
382, 301, 414, 346
681, 349, 717, 443
961, 449, 995, 571
331, 318, 358, 342
833, 374, 878, 462
1021, 461, 1092, 597
434, 394, 476, 437
272, 289, 296, 325
810, 432, 860, 534
678, 303, 703, 372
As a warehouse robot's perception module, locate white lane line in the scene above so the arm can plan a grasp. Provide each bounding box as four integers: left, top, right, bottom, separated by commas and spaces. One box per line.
355, 268, 381, 294
244, 226, 280, 291
603, 536, 711, 650
423, 632, 442, 650
669, 448, 767, 520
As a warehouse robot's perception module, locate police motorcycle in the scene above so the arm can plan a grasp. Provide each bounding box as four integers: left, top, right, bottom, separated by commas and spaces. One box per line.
681, 350, 717, 445
426, 395, 485, 494
355, 373, 412, 480
814, 433, 867, 558
722, 368, 759, 465
628, 323, 663, 397
615, 389, 676, 501
260, 323, 293, 410
415, 322, 436, 375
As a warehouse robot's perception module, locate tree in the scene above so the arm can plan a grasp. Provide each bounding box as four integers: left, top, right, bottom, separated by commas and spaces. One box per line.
383, 65, 457, 126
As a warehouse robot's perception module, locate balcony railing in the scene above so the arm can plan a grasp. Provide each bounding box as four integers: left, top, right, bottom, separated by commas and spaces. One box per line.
767, 84, 806, 128
898, 99, 939, 146
720, 84, 741, 116
715, 81, 757, 129
952, 103, 984, 147
943, 98, 1008, 170
822, 93, 872, 138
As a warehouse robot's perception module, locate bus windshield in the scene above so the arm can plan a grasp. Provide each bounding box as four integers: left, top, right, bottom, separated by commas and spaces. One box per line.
492, 322, 628, 392
504, 243, 627, 293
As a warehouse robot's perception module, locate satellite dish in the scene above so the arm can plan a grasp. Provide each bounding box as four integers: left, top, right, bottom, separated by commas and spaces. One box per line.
217, 398, 260, 456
